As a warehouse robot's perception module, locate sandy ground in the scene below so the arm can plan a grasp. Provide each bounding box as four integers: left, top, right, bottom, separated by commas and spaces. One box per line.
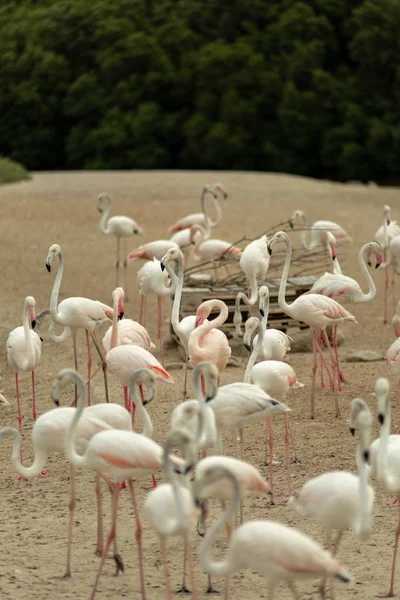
0, 171, 399, 600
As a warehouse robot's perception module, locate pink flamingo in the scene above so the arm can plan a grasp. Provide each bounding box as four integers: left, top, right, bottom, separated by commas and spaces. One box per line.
289, 209, 352, 249
380, 234, 400, 319
136, 258, 175, 366
374, 205, 400, 323
268, 231, 357, 419
97, 192, 144, 299
189, 225, 241, 280
168, 183, 228, 233
244, 314, 297, 499
234, 236, 272, 335
7, 296, 42, 453
46, 244, 112, 404
310, 236, 382, 390
194, 465, 352, 600
62, 370, 184, 600
128, 239, 179, 263
1, 368, 132, 577
289, 398, 374, 597
386, 303, 400, 413
188, 299, 231, 383
145, 428, 200, 600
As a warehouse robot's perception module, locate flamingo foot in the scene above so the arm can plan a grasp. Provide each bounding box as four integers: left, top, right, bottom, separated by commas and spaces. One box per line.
391, 498, 399, 507
113, 554, 124, 576
268, 497, 276, 508
377, 592, 395, 598
119, 481, 126, 490
205, 585, 219, 594
38, 471, 47, 477
13, 477, 26, 483
175, 586, 191, 595
339, 370, 347, 383
146, 475, 157, 491
51, 572, 72, 580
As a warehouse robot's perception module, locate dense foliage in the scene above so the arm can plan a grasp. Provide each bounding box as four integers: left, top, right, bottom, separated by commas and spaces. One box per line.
1, 0, 400, 181
0, 157, 31, 184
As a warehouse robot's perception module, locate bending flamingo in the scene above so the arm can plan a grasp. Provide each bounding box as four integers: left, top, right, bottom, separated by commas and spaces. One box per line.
97, 192, 144, 297
189, 225, 241, 280
7, 296, 42, 453
194, 465, 352, 600
289, 209, 352, 249
268, 231, 357, 419
46, 243, 112, 404
168, 183, 228, 233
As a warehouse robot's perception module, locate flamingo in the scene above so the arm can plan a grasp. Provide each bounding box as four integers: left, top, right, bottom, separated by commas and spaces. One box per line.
189, 225, 241, 280
386, 304, 400, 413
268, 231, 357, 419
380, 234, 400, 320
136, 258, 174, 366
289, 209, 352, 249
289, 397, 374, 598
194, 465, 352, 600
188, 299, 231, 381
1, 369, 132, 577
145, 428, 200, 600
244, 314, 297, 499
310, 237, 382, 389
97, 192, 144, 297
45, 243, 112, 404
169, 227, 201, 267
168, 183, 228, 233
374, 205, 400, 323
128, 239, 179, 262
60, 367, 184, 600
234, 236, 272, 336
7, 296, 42, 454
171, 362, 218, 456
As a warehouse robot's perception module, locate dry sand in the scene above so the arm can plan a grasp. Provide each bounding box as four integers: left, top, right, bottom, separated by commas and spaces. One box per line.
0, 171, 399, 599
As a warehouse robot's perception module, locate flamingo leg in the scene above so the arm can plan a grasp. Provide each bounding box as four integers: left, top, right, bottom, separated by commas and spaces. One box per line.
31, 370, 37, 421
139, 295, 146, 327
384, 263, 389, 324
319, 530, 343, 599
64, 464, 76, 578
157, 296, 165, 367
224, 265, 230, 278
239, 426, 244, 524
378, 502, 400, 597
123, 237, 129, 302
333, 325, 346, 391
95, 473, 104, 557
185, 542, 198, 600
160, 540, 173, 600
311, 331, 318, 419
15, 373, 23, 467
315, 333, 335, 389
72, 331, 78, 406
322, 329, 340, 418
176, 543, 190, 594
90, 331, 109, 403
284, 413, 291, 497
85, 330, 92, 406
90, 483, 120, 600
127, 480, 147, 600
287, 583, 301, 600
182, 352, 189, 401
138, 385, 156, 490
115, 236, 121, 288
267, 416, 276, 506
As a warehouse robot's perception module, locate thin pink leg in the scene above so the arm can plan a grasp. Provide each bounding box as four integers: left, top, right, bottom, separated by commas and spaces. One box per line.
157, 296, 164, 367
267, 417, 275, 506
95, 473, 104, 556
284, 414, 291, 497
378, 503, 400, 597
138, 385, 157, 491
127, 480, 147, 600
90, 483, 120, 600
186, 542, 198, 600
315, 334, 334, 389
392, 266, 396, 318
333, 325, 346, 390
31, 371, 37, 421
90, 331, 109, 403
384, 264, 389, 324
86, 330, 92, 406
322, 330, 340, 418
139, 294, 146, 326
160, 541, 173, 600
64, 464, 76, 578
311, 332, 318, 419
16, 373, 23, 462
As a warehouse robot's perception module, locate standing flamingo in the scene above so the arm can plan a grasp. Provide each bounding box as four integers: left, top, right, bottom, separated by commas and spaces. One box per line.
374, 205, 400, 323
234, 236, 272, 335
289, 209, 352, 249
136, 258, 174, 366
168, 183, 228, 233
60, 367, 184, 600
289, 398, 374, 598
145, 428, 200, 600
7, 296, 42, 452
379, 234, 400, 320
46, 243, 112, 404
188, 299, 231, 381
97, 192, 144, 297
189, 225, 241, 280
386, 304, 400, 412
194, 465, 352, 600
268, 231, 357, 419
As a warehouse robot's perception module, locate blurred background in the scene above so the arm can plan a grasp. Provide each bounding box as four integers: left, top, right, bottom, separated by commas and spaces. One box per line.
0, 0, 399, 183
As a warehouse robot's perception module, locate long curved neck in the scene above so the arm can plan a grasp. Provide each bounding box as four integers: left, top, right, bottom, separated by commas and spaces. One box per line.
65, 374, 90, 468
191, 303, 228, 352
50, 252, 64, 322
167, 256, 186, 341
99, 196, 112, 234
201, 189, 212, 239
130, 383, 153, 438
234, 286, 257, 336
7, 428, 47, 478
199, 472, 239, 577
357, 244, 377, 302
22, 300, 35, 369
191, 226, 205, 257
378, 400, 399, 492
277, 238, 293, 315
163, 435, 187, 535
208, 196, 222, 228
356, 433, 371, 539
244, 320, 262, 383
110, 294, 120, 350
300, 214, 312, 249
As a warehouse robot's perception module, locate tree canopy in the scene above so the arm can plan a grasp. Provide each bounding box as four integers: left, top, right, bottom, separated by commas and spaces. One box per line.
1, 0, 399, 181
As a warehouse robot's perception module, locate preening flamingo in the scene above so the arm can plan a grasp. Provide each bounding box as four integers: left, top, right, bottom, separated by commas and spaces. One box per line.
194, 466, 352, 600
97, 192, 144, 297
289, 209, 352, 249
310, 237, 382, 389
244, 314, 297, 499
145, 428, 200, 600
136, 258, 175, 366
7, 296, 42, 450
60, 367, 184, 600
188, 299, 231, 380
234, 236, 271, 335
168, 183, 228, 233
374, 205, 400, 323
169, 227, 201, 267
128, 239, 180, 262
268, 231, 357, 419
189, 225, 241, 280
45, 243, 112, 404
289, 397, 374, 598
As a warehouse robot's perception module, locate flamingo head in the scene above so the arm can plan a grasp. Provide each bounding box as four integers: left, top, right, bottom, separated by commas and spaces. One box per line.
375, 377, 390, 425
112, 287, 125, 319
46, 243, 61, 272
160, 247, 182, 271
288, 209, 305, 229
25, 296, 36, 329
129, 369, 155, 405
132, 221, 144, 235
243, 316, 260, 351
50, 368, 81, 406
348, 397, 370, 436
194, 362, 218, 401
0, 393, 10, 407
325, 231, 337, 260
267, 230, 289, 255
258, 285, 270, 317
384, 204, 391, 224
97, 192, 112, 213
211, 182, 228, 199
189, 225, 204, 245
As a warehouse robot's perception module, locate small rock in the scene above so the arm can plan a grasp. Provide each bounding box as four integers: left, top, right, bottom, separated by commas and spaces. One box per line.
345, 350, 384, 363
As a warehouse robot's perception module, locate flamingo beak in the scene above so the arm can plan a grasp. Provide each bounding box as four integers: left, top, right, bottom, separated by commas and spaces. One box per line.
260, 308, 265, 317
195, 315, 205, 328
244, 343, 251, 352
160, 261, 165, 271
376, 251, 383, 268
331, 245, 337, 260
29, 306, 36, 329
267, 244, 272, 256
46, 263, 51, 272
349, 427, 355, 436
118, 298, 125, 320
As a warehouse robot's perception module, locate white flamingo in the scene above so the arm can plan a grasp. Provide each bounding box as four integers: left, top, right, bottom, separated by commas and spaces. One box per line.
168, 183, 228, 233
374, 205, 400, 323
289, 209, 352, 249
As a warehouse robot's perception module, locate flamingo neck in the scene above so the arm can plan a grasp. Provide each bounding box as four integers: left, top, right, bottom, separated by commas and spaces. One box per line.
99, 195, 112, 234
199, 470, 239, 577
65, 373, 89, 468
110, 294, 120, 350
244, 319, 262, 383
208, 196, 222, 228
8, 428, 47, 478
191, 302, 228, 353
163, 434, 189, 535
49, 251, 64, 322
357, 244, 377, 303
130, 383, 153, 438
377, 400, 399, 493
300, 213, 312, 249
167, 255, 186, 342
356, 432, 372, 540
22, 298, 36, 370
277, 238, 292, 316
201, 188, 212, 239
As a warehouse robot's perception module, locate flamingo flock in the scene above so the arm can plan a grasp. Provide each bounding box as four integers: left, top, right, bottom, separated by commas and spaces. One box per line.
2, 182, 400, 600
